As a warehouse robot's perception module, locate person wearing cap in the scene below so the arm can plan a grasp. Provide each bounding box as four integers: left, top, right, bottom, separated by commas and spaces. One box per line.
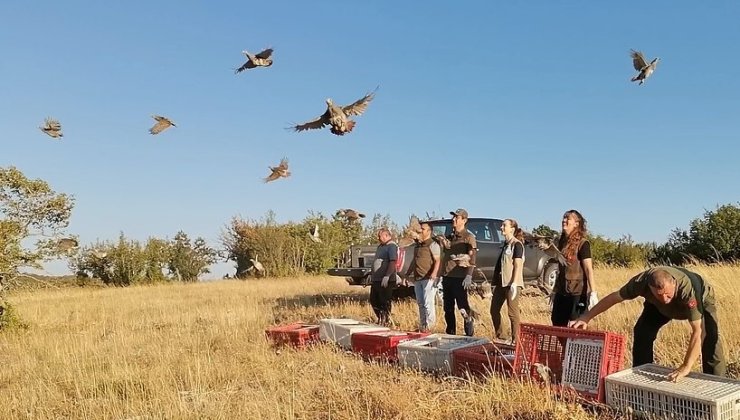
569, 266, 726, 381
440, 208, 477, 336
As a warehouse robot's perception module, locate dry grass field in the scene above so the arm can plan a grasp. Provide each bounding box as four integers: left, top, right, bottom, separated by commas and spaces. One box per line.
1, 265, 738, 419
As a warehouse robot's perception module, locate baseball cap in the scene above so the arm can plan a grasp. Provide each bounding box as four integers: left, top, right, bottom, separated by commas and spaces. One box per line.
450, 208, 469, 219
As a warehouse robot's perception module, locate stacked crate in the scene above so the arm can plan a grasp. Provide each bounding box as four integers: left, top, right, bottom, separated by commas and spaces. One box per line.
351, 330, 430, 362
605, 363, 740, 420
318, 318, 389, 349
513, 323, 626, 402
397, 334, 490, 374
264, 322, 320, 348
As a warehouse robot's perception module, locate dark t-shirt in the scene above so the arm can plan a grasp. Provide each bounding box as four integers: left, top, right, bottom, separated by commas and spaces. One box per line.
554, 239, 592, 295
618, 266, 709, 321
494, 241, 524, 278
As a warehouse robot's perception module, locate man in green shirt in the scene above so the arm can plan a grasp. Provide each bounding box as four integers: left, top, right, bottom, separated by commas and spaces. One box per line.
569, 266, 726, 381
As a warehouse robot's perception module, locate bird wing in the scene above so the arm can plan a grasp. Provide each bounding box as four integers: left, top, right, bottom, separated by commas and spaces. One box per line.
149, 120, 170, 134
57, 238, 78, 251
235, 60, 257, 73
255, 48, 273, 59
342, 88, 377, 116
630, 50, 648, 70
278, 157, 289, 170
264, 168, 281, 183
292, 110, 330, 132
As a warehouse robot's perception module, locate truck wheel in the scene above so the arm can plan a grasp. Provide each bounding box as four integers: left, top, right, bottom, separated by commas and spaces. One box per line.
539, 262, 559, 294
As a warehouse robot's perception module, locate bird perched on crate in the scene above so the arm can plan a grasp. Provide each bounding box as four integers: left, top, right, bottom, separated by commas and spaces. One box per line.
525, 232, 567, 265
264, 158, 290, 183
630, 49, 660, 85
149, 115, 176, 135
235, 47, 274, 73
39, 117, 63, 139
336, 208, 366, 222
533, 363, 553, 385
291, 87, 377, 136
308, 224, 321, 243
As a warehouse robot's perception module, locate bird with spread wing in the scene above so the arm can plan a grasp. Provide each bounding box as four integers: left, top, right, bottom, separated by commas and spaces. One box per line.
630, 49, 660, 85
336, 208, 366, 222
149, 115, 176, 135
235, 47, 274, 73
524, 232, 567, 265
40, 118, 63, 139
309, 224, 321, 243
291, 87, 377, 136
264, 158, 290, 183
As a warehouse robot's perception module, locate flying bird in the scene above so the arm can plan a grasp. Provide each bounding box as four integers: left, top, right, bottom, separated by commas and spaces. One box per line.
149, 115, 176, 135
56, 238, 78, 252
336, 208, 366, 222
630, 49, 660, 85
40, 118, 63, 139
92, 250, 108, 259
524, 232, 567, 265
235, 48, 274, 73
291, 87, 377, 136
309, 224, 321, 243
264, 158, 290, 183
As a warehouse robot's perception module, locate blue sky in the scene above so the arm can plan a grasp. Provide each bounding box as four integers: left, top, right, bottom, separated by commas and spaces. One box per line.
2, 1, 739, 277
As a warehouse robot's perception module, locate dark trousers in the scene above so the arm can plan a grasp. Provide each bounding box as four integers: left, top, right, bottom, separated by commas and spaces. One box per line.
490, 285, 521, 343
633, 302, 726, 376
369, 281, 393, 326
551, 292, 587, 327
442, 276, 472, 335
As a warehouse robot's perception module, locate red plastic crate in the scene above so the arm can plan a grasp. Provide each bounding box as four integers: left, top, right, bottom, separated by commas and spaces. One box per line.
512, 323, 625, 402
452, 341, 516, 378
351, 330, 430, 362
265, 322, 320, 348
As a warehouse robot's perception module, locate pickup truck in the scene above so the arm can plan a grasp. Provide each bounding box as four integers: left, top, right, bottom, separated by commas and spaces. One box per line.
327, 217, 560, 297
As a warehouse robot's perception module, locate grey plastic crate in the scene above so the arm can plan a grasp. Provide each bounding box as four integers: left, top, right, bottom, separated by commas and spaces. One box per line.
605, 363, 740, 420
397, 334, 490, 374
318, 318, 389, 349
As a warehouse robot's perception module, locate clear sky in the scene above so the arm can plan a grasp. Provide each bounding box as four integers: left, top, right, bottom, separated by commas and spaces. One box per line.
2, 1, 739, 277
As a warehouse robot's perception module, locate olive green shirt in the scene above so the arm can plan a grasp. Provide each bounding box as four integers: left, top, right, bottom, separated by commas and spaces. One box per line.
618, 266, 712, 321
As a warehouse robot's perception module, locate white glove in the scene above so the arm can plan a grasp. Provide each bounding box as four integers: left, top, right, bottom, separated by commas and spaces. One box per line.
588, 291, 599, 309
381, 276, 390, 288
508, 285, 519, 300
462, 275, 473, 290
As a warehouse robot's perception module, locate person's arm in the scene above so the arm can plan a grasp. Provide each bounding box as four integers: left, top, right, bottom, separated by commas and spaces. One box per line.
569, 291, 624, 328
384, 244, 398, 277
578, 241, 595, 293
511, 242, 524, 286
430, 243, 441, 279
667, 319, 702, 382
466, 236, 477, 277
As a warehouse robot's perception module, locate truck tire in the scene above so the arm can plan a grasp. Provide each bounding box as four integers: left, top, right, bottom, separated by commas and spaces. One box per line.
539, 262, 559, 294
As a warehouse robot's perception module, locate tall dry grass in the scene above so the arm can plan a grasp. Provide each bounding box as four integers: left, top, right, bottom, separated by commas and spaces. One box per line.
0, 264, 738, 419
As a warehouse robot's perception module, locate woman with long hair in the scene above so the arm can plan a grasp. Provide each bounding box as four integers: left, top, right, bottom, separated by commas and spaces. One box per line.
546, 210, 598, 327
490, 218, 525, 344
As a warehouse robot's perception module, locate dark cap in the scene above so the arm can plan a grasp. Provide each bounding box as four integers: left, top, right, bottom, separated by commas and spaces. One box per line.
450, 208, 469, 219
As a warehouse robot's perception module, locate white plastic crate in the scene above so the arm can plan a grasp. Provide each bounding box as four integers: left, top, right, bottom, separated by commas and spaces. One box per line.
605, 363, 740, 420
318, 318, 389, 349
397, 334, 489, 374
562, 338, 605, 395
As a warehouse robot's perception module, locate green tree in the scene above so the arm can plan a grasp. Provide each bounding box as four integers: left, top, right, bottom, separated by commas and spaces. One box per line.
1, 166, 74, 298
168, 231, 218, 281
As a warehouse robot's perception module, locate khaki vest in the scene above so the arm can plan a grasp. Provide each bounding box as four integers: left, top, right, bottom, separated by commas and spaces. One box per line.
499, 238, 525, 288
412, 238, 436, 280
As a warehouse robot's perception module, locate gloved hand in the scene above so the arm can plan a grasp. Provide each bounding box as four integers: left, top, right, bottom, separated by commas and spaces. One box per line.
508, 285, 519, 300
432, 277, 441, 289
462, 275, 473, 290
547, 292, 555, 308
381, 276, 390, 288
588, 291, 599, 309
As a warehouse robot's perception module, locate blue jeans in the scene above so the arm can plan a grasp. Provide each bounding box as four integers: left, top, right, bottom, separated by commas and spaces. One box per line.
413, 278, 437, 331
